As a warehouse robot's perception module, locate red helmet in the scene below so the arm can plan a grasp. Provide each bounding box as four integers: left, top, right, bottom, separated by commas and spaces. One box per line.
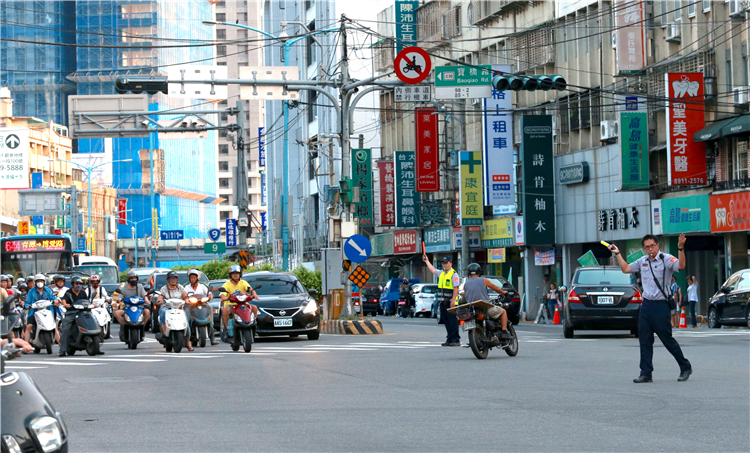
90, 275, 101, 285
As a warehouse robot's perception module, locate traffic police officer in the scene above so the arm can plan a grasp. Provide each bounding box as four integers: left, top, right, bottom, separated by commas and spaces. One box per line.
422, 255, 461, 346
610, 234, 692, 382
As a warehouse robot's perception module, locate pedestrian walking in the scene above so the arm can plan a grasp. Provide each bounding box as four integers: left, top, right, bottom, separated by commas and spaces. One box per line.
546, 283, 559, 321
687, 276, 699, 328
422, 255, 461, 346
608, 234, 693, 383
670, 276, 682, 328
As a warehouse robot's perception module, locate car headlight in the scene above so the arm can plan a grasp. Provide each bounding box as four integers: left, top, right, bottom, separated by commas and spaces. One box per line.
2, 435, 22, 453
303, 299, 318, 314
29, 415, 63, 452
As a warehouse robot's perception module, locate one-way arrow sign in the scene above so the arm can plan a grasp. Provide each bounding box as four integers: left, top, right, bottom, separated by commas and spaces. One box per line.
5, 134, 20, 149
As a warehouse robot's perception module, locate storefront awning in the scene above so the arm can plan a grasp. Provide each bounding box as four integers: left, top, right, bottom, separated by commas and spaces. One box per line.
693, 115, 750, 142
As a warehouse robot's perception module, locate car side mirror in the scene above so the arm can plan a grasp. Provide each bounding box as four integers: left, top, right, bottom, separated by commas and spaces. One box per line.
308, 288, 318, 295
559, 286, 567, 292
720, 286, 731, 294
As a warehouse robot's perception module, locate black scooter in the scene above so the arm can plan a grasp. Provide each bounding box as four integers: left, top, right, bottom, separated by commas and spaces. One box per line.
64, 302, 103, 356
1, 297, 69, 453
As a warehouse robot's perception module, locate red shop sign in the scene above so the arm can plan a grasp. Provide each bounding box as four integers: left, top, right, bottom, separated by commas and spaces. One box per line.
415, 107, 439, 192
709, 192, 750, 233
393, 230, 418, 254
665, 73, 706, 186
118, 199, 128, 225
378, 161, 395, 225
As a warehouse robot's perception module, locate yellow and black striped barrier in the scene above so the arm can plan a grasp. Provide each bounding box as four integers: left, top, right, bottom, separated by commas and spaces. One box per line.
320, 319, 383, 335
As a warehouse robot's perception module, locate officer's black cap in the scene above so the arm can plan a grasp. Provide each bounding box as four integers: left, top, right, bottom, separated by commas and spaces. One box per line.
442, 257, 452, 262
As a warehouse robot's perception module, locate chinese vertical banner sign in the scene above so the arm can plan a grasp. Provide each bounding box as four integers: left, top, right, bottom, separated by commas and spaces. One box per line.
483, 65, 514, 206
378, 161, 395, 225
415, 107, 439, 192
615, 0, 647, 75
459, 151, 483, 226
521, 115, 556, 245
395, 0, 418, 54
665, 73, 706, 186
351, 148, 373, 226
395, 151, 420, 228
619, 111, 649, 189
118, 199, 127, 225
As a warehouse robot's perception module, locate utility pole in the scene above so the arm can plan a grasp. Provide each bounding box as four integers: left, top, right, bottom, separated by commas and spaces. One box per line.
236, 100, 249, 254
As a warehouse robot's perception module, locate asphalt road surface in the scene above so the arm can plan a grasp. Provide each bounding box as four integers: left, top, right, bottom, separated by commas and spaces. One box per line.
8, 317, 749, 452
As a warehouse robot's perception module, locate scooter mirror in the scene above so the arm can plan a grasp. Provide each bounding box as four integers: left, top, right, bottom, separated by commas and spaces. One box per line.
218, 288, 228, 293
253, 284, 263, 290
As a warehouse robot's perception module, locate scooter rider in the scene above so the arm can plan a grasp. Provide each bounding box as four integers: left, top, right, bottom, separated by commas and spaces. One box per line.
23, 274, 59, 344
185, 268, 219, 345
464, 263, 512, 340
398, 278, 414, 316
88, 275, 108, 300
51, 274, 68, 298
156, 271, 191, 351
220, 265, 259, 333
59, 276, 104, 356
113, 271, 150, 337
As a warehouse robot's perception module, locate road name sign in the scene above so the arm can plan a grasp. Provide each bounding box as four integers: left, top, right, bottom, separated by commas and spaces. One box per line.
160, 230, 184, 240
435, 65, 492, 99
204, 242, 226, 254
226, 219, 237, 247
394, 47, 432, 85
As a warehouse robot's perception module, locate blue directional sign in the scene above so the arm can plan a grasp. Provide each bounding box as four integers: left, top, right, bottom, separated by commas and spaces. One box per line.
225, 219, 237, 247
160, 230, 184, 241
208, 228, 221, 241
32, 216, 43, 225
77, 238, 86, 250
344, 234, 372, 262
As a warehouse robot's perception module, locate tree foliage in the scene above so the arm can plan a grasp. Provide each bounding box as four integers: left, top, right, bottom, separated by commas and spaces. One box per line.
293, 266, 322, 302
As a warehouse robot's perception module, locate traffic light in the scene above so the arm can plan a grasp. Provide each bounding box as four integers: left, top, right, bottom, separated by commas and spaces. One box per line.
339, 178, 354, 204
115, 76, 168, 94
491, 74, 566, 92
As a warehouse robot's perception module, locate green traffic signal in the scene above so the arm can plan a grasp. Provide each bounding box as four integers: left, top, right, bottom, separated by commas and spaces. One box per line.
339, 178, 354, 204
115, 76, 169, 95
491, 74, 566, 92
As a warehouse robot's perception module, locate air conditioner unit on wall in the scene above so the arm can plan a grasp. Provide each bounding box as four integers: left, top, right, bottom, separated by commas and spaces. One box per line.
729, 0, 744, 17
666, 23, 682, 43
733, 86, 750, 105
600, 120, 619, 141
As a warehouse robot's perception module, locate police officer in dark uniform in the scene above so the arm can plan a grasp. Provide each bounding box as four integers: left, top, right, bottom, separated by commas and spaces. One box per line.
609, 234, 692, 382
422, 255, 461, 346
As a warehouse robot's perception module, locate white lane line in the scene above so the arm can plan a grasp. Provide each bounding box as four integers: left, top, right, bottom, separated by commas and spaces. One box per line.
55, 358, 166, 363
397, 341, 432, 344
5, 366, 47, 369
19, 361, 104, 366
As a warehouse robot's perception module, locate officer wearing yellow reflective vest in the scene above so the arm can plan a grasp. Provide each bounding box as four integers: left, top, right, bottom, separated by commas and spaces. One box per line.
422, 255, 461, 346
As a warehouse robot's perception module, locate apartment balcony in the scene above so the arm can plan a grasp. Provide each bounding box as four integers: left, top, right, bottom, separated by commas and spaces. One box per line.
469, 0, 528, 26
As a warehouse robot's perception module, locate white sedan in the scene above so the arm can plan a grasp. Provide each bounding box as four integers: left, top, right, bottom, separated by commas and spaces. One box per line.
412, 284, 438, 318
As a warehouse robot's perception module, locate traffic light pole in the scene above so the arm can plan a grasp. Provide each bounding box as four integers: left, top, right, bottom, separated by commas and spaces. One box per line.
236, 100, 249, 258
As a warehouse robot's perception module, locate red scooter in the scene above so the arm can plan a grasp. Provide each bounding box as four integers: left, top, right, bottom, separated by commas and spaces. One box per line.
219, 287, 259, 353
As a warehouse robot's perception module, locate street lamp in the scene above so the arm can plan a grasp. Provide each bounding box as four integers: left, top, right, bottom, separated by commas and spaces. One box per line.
203, 20, 338, 271
49, 158, 133, 231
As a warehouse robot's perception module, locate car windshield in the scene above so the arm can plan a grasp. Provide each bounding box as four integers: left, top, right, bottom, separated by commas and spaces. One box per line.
243, 275, 306, 295
76, 265, 119, 284
361, 287, 380, 297
419, 285, 437, 294
575, 269, 635, 285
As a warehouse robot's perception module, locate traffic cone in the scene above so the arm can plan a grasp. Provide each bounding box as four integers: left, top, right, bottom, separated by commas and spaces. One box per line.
552, 306, 561, 325
679, 307, 687, 329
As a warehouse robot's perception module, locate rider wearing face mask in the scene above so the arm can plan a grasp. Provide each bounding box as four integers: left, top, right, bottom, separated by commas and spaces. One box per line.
23, 274, 58, 344
59, 276, 101, 356
113, 270, 150, 340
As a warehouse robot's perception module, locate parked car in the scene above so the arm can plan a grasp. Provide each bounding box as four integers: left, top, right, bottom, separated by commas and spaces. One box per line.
242, 272, 320, 340
564, 266, 641, 338
360, 286, 381, 316
412, 283, 438, 317
707, 270, 750, 328
380, 278, 419, 315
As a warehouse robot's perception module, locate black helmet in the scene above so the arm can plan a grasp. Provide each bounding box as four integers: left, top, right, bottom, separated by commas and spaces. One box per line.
71, 276, 84, 285
468, 263, 482, 276
402, 278, 409, 283
53, 274, 64, 282
126, 270, 138, 281
166, 271, 179, 280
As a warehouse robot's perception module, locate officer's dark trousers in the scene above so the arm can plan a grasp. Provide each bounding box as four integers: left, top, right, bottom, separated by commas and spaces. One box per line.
59, 312, 77, 351
639, 299, 691, 376
440, 303, 460, 343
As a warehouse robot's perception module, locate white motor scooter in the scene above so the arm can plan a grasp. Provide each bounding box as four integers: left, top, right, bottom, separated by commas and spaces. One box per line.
161, 295, 189, 353
29, 300, 58, 355
91, 298, 112, 340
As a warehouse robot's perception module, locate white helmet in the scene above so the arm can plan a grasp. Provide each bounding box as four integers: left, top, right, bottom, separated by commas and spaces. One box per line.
34, 273, 46, 282
187, 268, 201, 278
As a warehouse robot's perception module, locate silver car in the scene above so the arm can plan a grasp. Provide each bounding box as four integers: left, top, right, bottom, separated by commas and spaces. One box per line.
412, 283, 438, 318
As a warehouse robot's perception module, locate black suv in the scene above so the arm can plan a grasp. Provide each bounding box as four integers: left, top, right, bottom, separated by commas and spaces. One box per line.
564, 266, 642, 338
707, 270, 750, 328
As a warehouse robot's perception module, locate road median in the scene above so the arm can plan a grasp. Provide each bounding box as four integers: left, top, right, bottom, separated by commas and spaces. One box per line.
321, 319, 383, 335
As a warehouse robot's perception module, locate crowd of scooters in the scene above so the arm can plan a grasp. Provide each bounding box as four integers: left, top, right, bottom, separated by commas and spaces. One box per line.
0, 268, 260, 358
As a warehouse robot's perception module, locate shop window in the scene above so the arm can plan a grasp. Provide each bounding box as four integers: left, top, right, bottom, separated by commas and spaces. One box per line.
731, 138, 748, 181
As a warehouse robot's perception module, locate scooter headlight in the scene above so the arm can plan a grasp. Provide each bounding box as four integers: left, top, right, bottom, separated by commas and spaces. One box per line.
234, 313, 243, 322
137, 314, 144, 323
303, 299, 318, 314
29, 415, 63, 452
2, 435, 22, 453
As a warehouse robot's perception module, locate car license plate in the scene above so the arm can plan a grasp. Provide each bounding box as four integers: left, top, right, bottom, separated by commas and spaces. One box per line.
273, 318, 293, 327
461, 320, 476, 331
598, 296, 615, 305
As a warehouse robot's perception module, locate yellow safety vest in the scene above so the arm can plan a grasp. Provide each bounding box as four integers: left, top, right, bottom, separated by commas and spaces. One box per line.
438, 268, 456, 290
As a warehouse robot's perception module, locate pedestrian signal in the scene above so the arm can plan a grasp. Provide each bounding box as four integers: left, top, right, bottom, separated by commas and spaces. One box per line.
342, 259, 352, 272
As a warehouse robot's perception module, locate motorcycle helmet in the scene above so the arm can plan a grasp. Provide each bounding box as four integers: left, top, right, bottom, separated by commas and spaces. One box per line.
187, 268, 200, 279
90, 275, 101, 286
126, 270, 138, 280
166, 270, 179, 280
17, 282, 28, 292
228, 265, 242, 276
0, 275, 8, 283
53, 274, 65, 283
33, 274, 46, 283
467, 263, 482, 276
25, 276, 34, 285
71, 276, 84, 286
402, 278, 409, 284
16, 277, 25, 287
81, 276, 90, 286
